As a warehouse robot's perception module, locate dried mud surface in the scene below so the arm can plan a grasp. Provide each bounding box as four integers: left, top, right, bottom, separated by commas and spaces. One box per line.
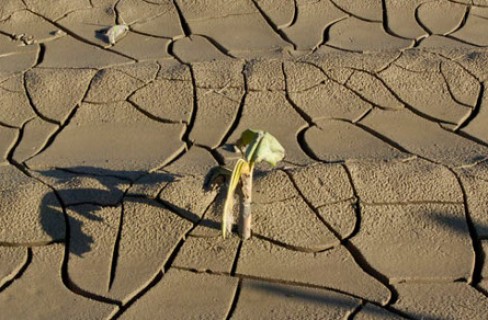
1, 0, 488, 319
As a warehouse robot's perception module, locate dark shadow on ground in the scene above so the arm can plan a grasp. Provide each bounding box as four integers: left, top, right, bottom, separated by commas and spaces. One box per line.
38, 167, 178, 257
429, 212, 488, 239
245, 280, 411, 319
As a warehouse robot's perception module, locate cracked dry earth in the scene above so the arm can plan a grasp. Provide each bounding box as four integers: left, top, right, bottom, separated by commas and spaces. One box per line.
2, 1, 488, 320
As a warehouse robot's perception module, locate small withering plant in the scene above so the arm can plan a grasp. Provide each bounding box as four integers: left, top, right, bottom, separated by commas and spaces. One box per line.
214, 129, 285, 240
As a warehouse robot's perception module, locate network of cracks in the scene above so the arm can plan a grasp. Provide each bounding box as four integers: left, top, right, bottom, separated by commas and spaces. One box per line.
1, 0, 488, 319
0, 0, 488, 68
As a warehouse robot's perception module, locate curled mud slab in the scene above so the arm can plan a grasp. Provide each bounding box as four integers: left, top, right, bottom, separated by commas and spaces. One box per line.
2, 1, 488, 318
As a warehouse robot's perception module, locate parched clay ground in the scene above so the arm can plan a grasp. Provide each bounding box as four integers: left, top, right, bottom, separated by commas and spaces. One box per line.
1, 0, 488, 319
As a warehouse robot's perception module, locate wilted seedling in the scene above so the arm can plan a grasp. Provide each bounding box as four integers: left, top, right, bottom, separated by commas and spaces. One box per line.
210, 129, 285, 240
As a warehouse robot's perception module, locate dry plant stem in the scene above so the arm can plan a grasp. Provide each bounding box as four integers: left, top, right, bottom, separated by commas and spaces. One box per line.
239, 166, 253, 240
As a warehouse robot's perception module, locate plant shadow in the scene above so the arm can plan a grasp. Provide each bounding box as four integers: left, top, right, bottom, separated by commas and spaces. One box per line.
38, 167, 181, 257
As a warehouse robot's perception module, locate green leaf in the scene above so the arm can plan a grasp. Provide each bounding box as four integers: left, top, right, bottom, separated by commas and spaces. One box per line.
244, 131, 264, 163
251, 132, 285, 166
236, 129, 261, 152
